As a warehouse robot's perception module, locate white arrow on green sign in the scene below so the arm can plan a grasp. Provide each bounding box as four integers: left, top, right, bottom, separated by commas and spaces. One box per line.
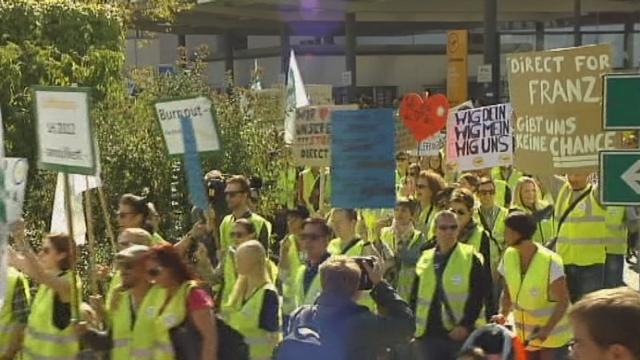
600, 151, 640, 205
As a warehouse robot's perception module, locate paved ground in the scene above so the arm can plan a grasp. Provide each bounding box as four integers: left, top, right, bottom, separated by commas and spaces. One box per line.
624, 258, 640, 290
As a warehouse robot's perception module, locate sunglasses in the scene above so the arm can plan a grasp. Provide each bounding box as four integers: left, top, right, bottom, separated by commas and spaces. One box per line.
449, 208, 468, 216
147, 267, 162, 277
301, 233, 322, 241
225, 190, 245, 198
478, 190, 496, 195
231, 231, 248, 238
438, 224, 459, 231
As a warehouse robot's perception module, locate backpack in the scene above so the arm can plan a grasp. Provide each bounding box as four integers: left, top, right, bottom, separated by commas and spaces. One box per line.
274, 304, 366, 360
216, 315, 250, 360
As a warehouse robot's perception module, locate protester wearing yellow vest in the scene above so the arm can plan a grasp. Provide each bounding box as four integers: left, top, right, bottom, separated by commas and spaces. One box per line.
145, 245, 218, 360
9, 228, 81, 360
278, 206, 310, 315
603, 206, 637, 288
395, 152, 410, 196
223, 241, 281, 360
476, 178, 508, 252
492, 166, 524, 196
219, 175, 272, 254
328, 209, 382, 311
118, 194, 169, 246
378, 198, 426, 301
553, 174, 608, 302
0, 267, 30, 360
411, 210, 488, 360
298, 167, 331, 216
493, 212, 572, 359
277, 166, 298, 209
510, 177, 555, 245
415, 170, 447, 240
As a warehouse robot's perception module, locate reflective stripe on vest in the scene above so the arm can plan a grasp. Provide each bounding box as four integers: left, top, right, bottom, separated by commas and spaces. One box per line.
504, 244, 572, 348
414, 243, 475, 337
554, 184, 607, 266
225, 283, 281, 360
23, 273, 80, 360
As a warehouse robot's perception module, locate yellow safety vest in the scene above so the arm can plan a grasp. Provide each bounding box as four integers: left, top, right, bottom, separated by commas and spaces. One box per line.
414, 243, 475, 337
476, 206, 508, 252
510, 206, 556, 245
224, 283, 282, 360
277, 167, 298, 209
281, 234, 305, 314
461, 224, 498, 275
494, 179, 512, 208
111, 286, 167, 360
154, 281, 201, 360
417, 204, 437, 240
503, 244, 572, 348
491, 167, 523, 194
23, 272, 80, 360
605, 206, 627, 255
0, 267, 30, 357
381, 228, 425, 300
290, 258, 329, 311
106, 270, 122, 313
327, 238, 377, 311
219, 212, 271, 251
554, 184, 608, 266
395, 170, 406, 195
220, 247, 279, 307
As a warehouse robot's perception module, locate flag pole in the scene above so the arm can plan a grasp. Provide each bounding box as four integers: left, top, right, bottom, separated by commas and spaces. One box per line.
84, 177, 97, 295
62, 174, 80, 320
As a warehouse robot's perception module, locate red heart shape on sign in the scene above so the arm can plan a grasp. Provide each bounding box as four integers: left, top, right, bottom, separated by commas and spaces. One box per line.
400, 93, 450, 142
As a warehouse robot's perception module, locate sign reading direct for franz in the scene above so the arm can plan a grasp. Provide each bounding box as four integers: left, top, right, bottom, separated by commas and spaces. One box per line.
33, 86, 96, 175
155, 96, 221, 155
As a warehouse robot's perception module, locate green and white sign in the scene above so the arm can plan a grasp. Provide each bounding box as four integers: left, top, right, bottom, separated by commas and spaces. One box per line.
600, 151, 640, 205
154, 96, 222, 156
603, 74, 640, 130
33, 86, 96, 175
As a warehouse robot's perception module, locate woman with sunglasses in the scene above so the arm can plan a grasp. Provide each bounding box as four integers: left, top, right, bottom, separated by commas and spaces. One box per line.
222, 240, 281, 360
449, 188, 497, 320
144, 245, 218, 360
118, 194, 168, 245
510, 177, 555, 246
415, 170, 447, 240
9, 221, 81, 360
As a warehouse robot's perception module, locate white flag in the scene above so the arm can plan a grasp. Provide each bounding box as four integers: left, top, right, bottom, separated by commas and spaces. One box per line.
284, 50, 309, 144
50, 173, 100, 245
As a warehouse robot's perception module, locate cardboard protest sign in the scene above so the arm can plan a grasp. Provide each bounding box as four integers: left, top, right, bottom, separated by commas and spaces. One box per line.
446, 104, 514, 171
154, 96, 222, 156
418, 133, 446, 156
507, 44, 620, 175
331, 109, 396, 209
33, 87, 96, 175
293, 105, 357, 167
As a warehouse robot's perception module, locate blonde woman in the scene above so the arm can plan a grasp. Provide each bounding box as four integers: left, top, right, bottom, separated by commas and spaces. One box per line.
511, 177, 555, 245
223, 241, 282, 360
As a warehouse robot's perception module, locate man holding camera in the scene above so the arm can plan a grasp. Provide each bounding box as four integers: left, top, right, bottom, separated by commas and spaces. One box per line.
281, 255, 415, 360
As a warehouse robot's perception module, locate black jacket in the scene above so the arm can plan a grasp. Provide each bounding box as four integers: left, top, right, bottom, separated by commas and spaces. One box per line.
288, 281, 415, 360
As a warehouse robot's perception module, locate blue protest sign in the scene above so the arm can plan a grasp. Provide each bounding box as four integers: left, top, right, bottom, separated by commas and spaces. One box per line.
331, 109, 396, 209
180, 116, 208, 210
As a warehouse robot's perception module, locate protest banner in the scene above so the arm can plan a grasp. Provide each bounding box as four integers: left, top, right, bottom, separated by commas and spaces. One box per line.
33, 86, 96, 175
293, 105, 357, 167
154, 96, 222, 156
418, 133, 446, 156
446, 104, 514, 171
507, 44, 620, 175
331, 109, 396, 209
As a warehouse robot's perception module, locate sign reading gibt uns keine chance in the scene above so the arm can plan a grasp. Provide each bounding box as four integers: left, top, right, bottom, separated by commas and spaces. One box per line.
507, 44, 620, 176
33, 86, 96, 175
446, 103, 514, 171
154, 96, 222, 155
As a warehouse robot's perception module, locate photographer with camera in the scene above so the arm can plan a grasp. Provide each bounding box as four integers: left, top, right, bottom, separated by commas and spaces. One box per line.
277, 255, 415, 360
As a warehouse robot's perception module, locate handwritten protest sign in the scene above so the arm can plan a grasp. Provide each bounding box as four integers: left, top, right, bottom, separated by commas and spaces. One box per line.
418, 133, 446, 156
507, 44, 620, 175
294, 105, 357, 167
331, 109, 396, 209
446, 104, 514, 171
154, 96, 222, 156
33, 87, 96, 175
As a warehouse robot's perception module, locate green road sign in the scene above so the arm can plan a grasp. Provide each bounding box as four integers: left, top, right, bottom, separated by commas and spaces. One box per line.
603, 74, 640, 130
600, 151, 640, 205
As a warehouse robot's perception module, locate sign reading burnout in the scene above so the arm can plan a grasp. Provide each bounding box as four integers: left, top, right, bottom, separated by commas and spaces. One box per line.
33, 86, 96, 175
446, 103, 513, 171
155, 96, 221, 155
507, 44, 620, 176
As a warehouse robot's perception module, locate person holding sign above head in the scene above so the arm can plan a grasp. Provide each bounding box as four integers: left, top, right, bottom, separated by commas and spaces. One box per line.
510, 177, 555, 246
9, 221, 81, 360
493, 212, 572, 360
118, 194, 169, 246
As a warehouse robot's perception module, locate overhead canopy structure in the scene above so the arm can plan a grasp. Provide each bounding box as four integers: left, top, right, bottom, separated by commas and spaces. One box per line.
137, 0, 640, 36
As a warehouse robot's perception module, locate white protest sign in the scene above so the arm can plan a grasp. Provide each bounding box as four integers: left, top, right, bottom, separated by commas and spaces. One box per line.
0, 158, 28, 226
154, 96, 221, 155
418, 133, 446, 156
446, 103, 514, 171
33, 87, 96, 175
51, 173, 87, 245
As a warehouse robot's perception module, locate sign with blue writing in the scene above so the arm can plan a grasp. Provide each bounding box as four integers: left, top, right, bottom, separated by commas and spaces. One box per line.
331, 109, 395, 209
